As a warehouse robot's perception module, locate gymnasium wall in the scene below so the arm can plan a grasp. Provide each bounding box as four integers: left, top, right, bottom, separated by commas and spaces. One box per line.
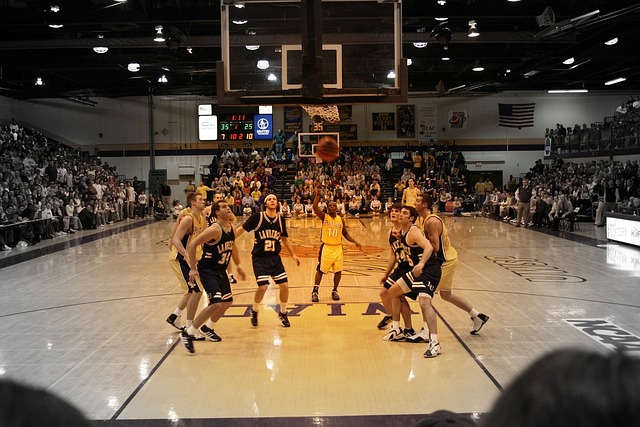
1, 92, 637, 200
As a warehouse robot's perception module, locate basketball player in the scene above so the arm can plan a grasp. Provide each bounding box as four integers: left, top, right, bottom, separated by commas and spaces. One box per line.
385, 206, 442, 358
401, 178, 420, 207
378, 204, 421, 341
180, 201, 245, 353
311, 189, 362, 302
416, 193, 489, 334
235, 194, 300, 327
206, 192, 239, 284
165, 192, 206, 334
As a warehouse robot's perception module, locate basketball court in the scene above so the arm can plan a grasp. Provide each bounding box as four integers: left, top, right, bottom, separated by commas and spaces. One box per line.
1, 215, 639, 425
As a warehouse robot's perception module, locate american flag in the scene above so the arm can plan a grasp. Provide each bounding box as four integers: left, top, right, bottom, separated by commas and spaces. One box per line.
498, 103, 535, 128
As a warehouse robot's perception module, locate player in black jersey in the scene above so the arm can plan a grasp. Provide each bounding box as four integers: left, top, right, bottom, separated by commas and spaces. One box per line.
207, 192, 239, 284
378, 203, 419, 340
180, 201, 245, 353
235, 194, 300, 328
386, 206, 443, 358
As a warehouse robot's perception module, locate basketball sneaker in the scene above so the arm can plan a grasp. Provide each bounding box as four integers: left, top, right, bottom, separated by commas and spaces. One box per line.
382, 327, 404, 341
180, 328, 194, 353
377, 315, 393, 329
311, 292, 319, 303
166, 313, 182, 330
423, 341, 442, 358
199, 325, 222, 342
228, 274, 237, 284
471, 313, 489, 335
250, 309, 258, 327
406, 327, 429, 343
278, 311, 290, 327
331, 290, 340, 301
192, 329, 206, 341
403, 328, 416, 341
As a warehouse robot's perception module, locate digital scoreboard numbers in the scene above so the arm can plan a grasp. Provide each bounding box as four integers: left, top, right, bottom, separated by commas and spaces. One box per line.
218, 114, 254, 141
198, 105, 272, 142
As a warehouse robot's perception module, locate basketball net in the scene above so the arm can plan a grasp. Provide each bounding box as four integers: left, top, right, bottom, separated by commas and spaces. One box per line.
536, 6, 555, 27
301, 105, 341, 124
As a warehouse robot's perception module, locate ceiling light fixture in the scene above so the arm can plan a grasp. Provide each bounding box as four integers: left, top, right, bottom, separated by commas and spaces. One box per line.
563, 57, 575, 65
604, 37, 618, 46
48, 24, 63, 29
472, 60, 484, 71
413, 42, 428, 48
114, 0, 128, 2
50, 5, 60, 12
407, 58, 413, 66
93, 34, 108, 54
256, 60, 269, 70
548, 89, 588, 93
234, 3, 245, 8
437, 0, 446, 4
441, 57, 450, 60
154, 25, 165, 42
267, 73, 277, 81
186, 47, 193, 54
435, 17, 448, 21
128, 62, 140, 72
468, 20, 480, 38
605, 77, 626, 86
507, 0, 521, 2
35, 77, 44, 86
158, 74, 168, 83
245, 45, 260, 51
387, 70, 396, 79
232, 20, 248, 25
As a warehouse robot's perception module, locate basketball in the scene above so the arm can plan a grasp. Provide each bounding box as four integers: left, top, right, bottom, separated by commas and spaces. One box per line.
316, 136, 340, 162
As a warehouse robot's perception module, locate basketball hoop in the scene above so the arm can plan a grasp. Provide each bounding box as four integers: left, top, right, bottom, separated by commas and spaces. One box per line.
536, 6, 555, 27
301, 104, 341, 124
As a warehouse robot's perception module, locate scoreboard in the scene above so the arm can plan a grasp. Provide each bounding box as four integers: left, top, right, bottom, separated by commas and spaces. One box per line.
218, 114, 254, 141
198, 105, 273, 141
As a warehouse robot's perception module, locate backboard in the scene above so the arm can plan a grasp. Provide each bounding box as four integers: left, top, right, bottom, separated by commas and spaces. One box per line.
217, 0, 407, 106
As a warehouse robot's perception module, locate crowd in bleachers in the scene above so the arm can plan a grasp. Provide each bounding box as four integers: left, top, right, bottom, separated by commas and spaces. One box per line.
480, 157, 640, 230
0, 121, 153, 250
546, 96, 640, 154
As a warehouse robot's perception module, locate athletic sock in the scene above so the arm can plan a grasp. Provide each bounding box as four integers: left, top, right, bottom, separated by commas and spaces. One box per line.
173, 308, 183, 316
469, 308, 480, 318
186, 320, 193, 328
252, 303, 260, 312
423, 321, 429, 331
430, 333, 438, 343
204, 320, 216, 329
186, 326, 197, 336
280, 302, 287, 313
392, 320, 400, 330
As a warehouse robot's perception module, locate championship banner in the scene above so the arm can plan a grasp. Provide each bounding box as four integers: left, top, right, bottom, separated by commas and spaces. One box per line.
417, 104, 437, 142
396, 104, 415, 138
284, 107, 302, 140
448, 110, 468, 130
372, 112, 395, 131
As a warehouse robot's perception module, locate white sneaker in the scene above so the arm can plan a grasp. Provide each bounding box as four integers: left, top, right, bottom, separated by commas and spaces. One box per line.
382, 327, 404, 341
423, 341, 442, 358
471, 313, 489, 335
406, 327, 429, 343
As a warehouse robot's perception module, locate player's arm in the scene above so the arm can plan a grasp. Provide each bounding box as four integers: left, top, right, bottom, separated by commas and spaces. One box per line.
230, 243, 246, 280
424, 217, 442, 253
186, 223, 221, 282
381, 237, 397, 285
171, 215, 193, 260
408, 227, 435, 277
167, 209, 186, 251
312, 190, 326, 220
281, 236, 300, 266
341, 224, 362, 250
401, 188, 407, 205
